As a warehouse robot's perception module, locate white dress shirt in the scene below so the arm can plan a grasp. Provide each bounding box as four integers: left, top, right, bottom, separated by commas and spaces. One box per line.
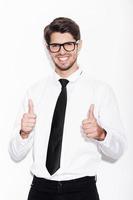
9, 68, 126, 181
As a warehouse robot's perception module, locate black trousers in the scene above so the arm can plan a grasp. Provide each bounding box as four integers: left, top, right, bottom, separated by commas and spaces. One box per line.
28, 176, 100, 200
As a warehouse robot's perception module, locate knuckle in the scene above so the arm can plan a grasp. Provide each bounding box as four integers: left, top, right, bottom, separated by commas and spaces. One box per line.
30, 122, 35, 127
23, 118, 28, 123
33, 119, 36, 123
83, 125, 88, 130
26, 127, 31, 131
82, 124, 85, 129
84, 129, 89, 134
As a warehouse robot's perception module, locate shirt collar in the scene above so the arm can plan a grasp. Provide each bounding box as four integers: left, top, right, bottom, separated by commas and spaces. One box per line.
53, 67, 83, 83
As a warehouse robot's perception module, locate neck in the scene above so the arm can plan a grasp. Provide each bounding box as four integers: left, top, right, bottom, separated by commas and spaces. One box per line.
55, 65, 79, 78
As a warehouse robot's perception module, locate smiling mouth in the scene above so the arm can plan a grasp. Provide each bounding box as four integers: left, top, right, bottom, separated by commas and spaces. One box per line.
57, 56, 69, 62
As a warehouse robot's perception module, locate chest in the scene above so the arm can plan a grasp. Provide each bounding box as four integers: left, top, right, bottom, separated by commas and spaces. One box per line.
36, 81, 99, 129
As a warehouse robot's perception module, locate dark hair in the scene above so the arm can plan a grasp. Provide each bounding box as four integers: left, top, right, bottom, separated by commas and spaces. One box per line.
44, 17, 81, 44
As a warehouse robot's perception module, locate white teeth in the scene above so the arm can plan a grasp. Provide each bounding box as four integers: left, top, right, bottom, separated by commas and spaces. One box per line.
58, 57, 68, 61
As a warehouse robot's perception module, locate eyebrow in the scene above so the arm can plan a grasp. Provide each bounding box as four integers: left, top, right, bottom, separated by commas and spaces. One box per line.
49, 41, 76, 45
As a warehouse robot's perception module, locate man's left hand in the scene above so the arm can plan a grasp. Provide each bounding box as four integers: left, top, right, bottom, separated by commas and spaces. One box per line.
82, 104, 106, 141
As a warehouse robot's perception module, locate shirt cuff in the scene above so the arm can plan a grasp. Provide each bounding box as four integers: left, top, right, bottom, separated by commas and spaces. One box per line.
97, 129, 112, 147
16, 131, 33, 145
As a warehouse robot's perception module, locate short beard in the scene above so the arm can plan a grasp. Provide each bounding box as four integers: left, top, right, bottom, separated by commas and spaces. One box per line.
54, 58, 77, 71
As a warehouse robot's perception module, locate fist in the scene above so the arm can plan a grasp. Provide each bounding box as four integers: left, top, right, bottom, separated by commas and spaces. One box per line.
20, 99, 36, 139
82, 104, 106, 141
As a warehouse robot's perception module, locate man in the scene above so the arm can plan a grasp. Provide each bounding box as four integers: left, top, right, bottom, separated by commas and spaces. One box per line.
9, 17, 126, 200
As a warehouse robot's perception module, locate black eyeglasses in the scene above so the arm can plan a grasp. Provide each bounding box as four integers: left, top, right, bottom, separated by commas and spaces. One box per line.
47, 41, 79, 53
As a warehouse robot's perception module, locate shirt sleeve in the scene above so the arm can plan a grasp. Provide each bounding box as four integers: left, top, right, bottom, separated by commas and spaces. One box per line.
8, 90, 34, 162
96, 84, 127, 160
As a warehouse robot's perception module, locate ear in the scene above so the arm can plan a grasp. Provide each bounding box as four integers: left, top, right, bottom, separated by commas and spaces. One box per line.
46, 43, 49, 50
77, 40, 82, 52
46, 44, 52, 55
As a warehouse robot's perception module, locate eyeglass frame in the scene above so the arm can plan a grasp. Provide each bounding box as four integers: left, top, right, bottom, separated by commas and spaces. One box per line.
47, 40, 79, 53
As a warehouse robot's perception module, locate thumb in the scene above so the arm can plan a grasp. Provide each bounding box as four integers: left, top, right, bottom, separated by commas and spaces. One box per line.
88, 104, 95, 120
28, 99, 34, 114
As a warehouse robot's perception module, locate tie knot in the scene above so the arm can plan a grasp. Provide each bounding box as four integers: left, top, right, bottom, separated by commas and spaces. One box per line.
59, 79, 69, 88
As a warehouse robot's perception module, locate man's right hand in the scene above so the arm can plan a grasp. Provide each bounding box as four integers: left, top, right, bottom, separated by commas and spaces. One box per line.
20, 99, 36, 139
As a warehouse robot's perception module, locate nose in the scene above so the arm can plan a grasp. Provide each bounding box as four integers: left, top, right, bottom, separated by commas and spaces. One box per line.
59, 46, 66, 55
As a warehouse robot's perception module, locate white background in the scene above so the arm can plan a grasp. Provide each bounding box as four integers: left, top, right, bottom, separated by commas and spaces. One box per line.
0, 0, 132, 199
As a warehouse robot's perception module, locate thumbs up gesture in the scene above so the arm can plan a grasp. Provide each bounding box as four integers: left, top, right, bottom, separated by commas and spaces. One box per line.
82, 104, 106, 141
20, 99, 37, 139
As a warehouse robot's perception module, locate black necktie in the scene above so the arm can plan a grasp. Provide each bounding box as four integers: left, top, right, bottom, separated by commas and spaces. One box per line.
46, 79, 69, 175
